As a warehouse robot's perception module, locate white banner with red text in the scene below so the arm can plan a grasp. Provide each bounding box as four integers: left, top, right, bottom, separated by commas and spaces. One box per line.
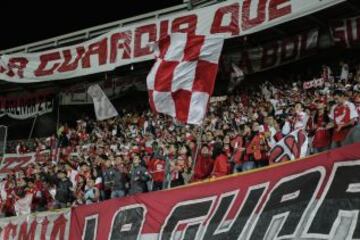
303, 78, 325, 90
0, 209, 70, 240
0, 0, 345, 83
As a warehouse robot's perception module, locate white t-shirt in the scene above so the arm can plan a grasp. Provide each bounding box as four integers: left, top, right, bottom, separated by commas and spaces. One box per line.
293, 111, 309, 130
68, 169, 79, 187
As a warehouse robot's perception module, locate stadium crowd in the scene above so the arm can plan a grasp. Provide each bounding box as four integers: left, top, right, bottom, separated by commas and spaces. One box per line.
1, 60, 360, 217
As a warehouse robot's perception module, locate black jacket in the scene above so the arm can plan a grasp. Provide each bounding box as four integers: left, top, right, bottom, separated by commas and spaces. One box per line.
129, 165, 150, 195
55, 178, 73, 204
103, 167, 126, 191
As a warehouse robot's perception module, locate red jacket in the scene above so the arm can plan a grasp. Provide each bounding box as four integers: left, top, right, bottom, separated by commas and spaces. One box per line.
211, 154, 230, 178
149, 158, 165, 183
192, 154, 213, 181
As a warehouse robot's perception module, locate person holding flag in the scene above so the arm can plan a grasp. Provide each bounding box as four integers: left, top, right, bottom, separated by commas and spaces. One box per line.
146, 32, 224, 183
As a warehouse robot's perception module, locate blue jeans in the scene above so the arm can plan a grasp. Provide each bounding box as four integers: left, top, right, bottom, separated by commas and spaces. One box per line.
233, 161, 256, 173
111, 190, 125, 199
312, 146, 329, 154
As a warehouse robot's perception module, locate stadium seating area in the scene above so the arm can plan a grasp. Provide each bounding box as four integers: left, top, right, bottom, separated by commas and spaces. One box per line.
0, 58, 359, 218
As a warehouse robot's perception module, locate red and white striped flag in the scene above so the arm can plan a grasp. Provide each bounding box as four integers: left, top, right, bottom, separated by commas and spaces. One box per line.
146, 33, 224, 125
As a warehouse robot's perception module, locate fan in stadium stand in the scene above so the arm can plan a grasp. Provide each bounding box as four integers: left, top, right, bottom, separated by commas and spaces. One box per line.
0, 0, 360, 239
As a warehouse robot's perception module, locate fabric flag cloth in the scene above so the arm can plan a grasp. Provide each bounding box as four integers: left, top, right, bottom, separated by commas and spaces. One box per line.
14, 194, 33, 216
269, 129, 309, 164
146, 33, 224, 125
87, 84, 118, 121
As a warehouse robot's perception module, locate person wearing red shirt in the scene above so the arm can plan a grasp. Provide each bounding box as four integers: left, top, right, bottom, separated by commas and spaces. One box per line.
211, 142, 230, 178
192, 145, 213, 181
328, 90, 359, 149
249, 122, 269, 168
230, 133, 245, 173
149, 157, 165, 191
234, 124, 256, 172
312, 100, 331, 153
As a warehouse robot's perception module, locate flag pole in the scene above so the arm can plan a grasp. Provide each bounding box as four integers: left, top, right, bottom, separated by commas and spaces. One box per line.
191, 126, 204, 169
28, 114, 39, 141
188, 118, 206, 182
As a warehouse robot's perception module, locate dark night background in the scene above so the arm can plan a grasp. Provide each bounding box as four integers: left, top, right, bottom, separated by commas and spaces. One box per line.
0, 0, 183, 50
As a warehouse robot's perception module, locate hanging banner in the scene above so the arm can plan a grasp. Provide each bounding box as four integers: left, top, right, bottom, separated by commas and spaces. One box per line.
330, 15, 360, 48
70, 143, 360, 240
0, 209, 71, 240
0, 0, 345, 83
59, 75, 146, 105
0, 92, 54, 119
227, 28, 319, 74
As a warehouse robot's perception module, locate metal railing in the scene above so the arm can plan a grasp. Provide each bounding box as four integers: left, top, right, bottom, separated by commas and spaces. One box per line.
0, 0, 222, 55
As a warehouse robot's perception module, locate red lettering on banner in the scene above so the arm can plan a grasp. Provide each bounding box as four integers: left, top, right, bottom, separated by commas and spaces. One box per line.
134, 24, 157, 57
242, 0, 267, 31
280, 36, 299, 62
82, 38, 108, 68
34, 52, 61, 77
6, 58, 29, 78
269, 0, 292, 21
160, 20, 170, 39
110, 31, 132, 63
269, 146, 290, 163
210, 3, 240, 36
171, 15, 198, 35
18, 220, 37, 240
3, 223, 17, 240
0, 60, 7, 73
40, 217, 50, 240
284, 136, 300, 159
58, 47, 86, 72
261, 42, 278, 69
0, 156, 33, 174
50, 214, 67, 240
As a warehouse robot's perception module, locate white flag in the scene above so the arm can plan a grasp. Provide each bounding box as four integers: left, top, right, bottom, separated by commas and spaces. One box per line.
269, 129, 309, 164
146, 33, 224, 125
14, 194, 33, 216
87, 84, 118, 121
